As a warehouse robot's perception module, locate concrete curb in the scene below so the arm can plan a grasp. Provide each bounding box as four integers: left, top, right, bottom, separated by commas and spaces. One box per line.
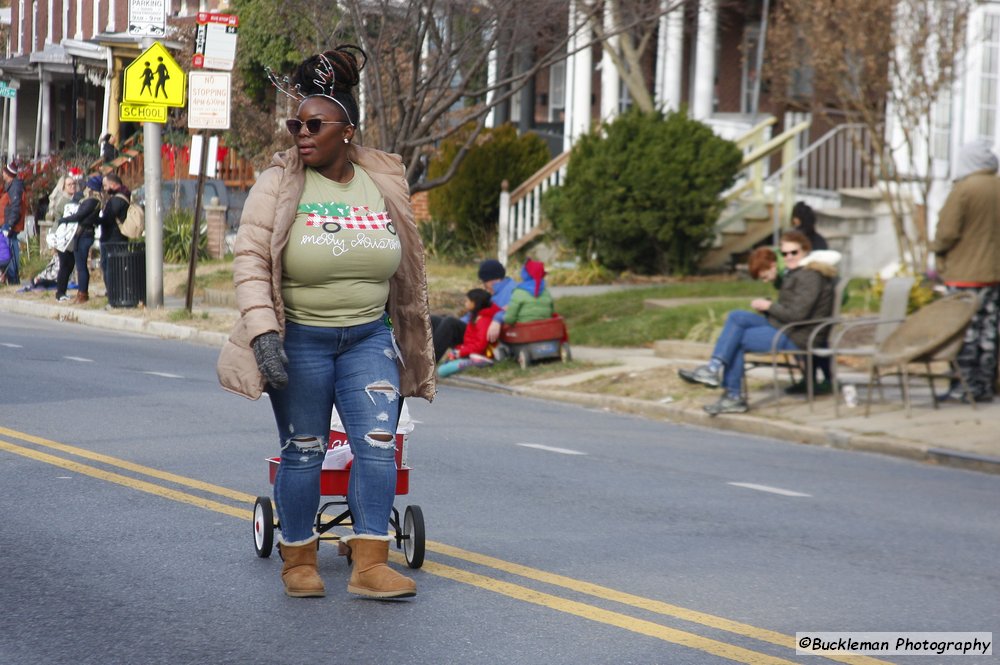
446, 376, 1000, 475
0, 297, 229, 348
7, 295, 999, 476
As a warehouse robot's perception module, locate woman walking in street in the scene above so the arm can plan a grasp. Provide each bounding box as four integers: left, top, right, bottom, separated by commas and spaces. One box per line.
217, 46, 435, 599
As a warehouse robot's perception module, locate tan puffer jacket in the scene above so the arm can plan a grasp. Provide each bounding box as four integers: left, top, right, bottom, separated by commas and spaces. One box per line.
216, 146, 436, 402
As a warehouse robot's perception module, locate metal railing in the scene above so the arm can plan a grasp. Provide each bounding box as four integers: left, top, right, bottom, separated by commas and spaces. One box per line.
115, 137, 257, 192
787, 123, 876, 195
497, 150, 570, 264
716, 119, 812, 233
763, 123, 876, 241
496, 118, 875, 266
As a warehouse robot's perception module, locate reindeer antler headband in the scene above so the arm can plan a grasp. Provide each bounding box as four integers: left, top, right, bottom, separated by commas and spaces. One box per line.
266, 53, 355, 126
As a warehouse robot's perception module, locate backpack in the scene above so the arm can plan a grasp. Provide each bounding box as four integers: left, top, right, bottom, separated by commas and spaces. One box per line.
115, 193, 145, 239
0, 231, 10, 266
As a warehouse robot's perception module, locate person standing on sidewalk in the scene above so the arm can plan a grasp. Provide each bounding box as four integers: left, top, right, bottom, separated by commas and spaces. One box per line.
931, 139, 1000, 403
99, 173, 130, 297
99, 133, 119, 166
679, 231, 837, 415
217, 45, 435, 599
53, 175, 102, 303
1, 163, 25, 284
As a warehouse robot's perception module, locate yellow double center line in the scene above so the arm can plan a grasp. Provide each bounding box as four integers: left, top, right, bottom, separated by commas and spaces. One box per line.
0, 426, 893, 665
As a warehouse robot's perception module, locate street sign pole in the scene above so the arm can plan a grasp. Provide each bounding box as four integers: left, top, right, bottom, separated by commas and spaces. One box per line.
140, 36, 164, 308
185, 130, 209, 312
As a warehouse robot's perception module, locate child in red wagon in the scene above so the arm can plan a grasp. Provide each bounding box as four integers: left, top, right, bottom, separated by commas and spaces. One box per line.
438, 288, 500, 377
504, 258, 555, 325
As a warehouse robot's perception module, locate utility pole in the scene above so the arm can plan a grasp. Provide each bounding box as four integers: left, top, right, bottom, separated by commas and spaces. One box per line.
185, 130, 209, 312
140, 36, 164, 308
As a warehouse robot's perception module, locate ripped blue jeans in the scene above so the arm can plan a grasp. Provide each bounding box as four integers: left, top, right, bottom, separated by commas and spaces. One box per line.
268, 317, 401, 543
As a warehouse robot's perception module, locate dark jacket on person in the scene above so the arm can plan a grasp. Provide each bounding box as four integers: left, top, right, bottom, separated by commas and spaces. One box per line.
1, 176, 25, 232
59, 197, 101, 237
99, 193, 129, 244
101, 142, 119, 164
766, 262, 838, 349
802, 230, 828, 251
931, 169, 1000, 285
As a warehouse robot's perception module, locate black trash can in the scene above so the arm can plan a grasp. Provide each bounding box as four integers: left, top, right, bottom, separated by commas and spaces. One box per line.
105, 241, 146, 308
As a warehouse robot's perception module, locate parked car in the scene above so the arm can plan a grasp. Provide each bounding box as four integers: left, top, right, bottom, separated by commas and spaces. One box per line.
133, 178, 245, 230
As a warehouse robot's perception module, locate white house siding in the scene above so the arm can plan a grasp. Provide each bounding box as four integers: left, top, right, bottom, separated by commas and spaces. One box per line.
903, 2, 1000, 243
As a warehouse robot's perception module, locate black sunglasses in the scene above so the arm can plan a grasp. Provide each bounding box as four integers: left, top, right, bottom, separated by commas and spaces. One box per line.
781, 249, 801, 257
285, 118, 349, 136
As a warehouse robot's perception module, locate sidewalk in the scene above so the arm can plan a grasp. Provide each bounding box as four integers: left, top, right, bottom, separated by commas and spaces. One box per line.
452, 345, 1000, 476
3, 293, 998, 475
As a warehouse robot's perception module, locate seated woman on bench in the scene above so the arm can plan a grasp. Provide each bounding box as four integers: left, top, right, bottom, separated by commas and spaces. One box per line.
678, 230, 837, 416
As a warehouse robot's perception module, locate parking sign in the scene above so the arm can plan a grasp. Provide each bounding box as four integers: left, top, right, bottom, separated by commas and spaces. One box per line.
128, 0, 167, 37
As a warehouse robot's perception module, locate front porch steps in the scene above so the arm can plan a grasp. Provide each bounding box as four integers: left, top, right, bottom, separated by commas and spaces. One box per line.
814, 187, 904, 278
699, 186, 900, 278
700, 201, 774, 271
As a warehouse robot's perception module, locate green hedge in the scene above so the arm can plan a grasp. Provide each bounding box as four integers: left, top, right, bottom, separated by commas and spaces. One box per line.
427, 123, 550, 254
548, 109, 742, 275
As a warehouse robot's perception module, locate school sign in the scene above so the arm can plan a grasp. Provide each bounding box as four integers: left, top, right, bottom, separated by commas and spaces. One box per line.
123, 42, 186, 109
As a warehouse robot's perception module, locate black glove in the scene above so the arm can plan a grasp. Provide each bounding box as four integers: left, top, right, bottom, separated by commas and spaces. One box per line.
251, 332, 289, 390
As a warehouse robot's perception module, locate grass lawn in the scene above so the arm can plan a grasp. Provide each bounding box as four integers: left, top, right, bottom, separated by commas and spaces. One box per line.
556, 278, 878, 347
164, 257, 881, 348
5, 244, 880, 351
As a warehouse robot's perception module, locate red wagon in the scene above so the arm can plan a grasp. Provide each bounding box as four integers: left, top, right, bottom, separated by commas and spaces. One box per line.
252, 423, 425, 569
497, 314, 572, 369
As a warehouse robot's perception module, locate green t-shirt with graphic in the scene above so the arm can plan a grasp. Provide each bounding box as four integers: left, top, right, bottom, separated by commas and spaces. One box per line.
281, 166, 402, 327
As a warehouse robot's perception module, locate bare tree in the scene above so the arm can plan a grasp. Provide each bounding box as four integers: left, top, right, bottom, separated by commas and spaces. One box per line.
339, 0, 596, 192
229, 0, 677, 193
586, 0, 683, 113
766, 0, 971, 273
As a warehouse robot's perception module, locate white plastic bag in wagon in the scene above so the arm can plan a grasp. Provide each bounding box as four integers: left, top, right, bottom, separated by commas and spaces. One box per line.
324, 402, 418, 470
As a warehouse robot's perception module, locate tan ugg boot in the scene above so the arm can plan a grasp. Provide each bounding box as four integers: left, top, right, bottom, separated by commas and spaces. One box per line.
74, 292, 89, 304
341, 534, 416, 599
277, 539, 325, 598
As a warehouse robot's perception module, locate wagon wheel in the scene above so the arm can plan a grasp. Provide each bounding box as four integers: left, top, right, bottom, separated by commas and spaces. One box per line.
253, 496, 275, 558
517, 349, 530, 370
560, 343, 572, 363
402, 505, 425, 569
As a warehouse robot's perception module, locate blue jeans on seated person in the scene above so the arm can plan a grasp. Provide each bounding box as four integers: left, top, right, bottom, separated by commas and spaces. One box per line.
267, 317, 401, 543
713, 310, 797, 396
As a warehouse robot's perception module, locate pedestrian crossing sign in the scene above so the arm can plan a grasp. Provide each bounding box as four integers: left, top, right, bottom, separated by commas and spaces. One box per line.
123, 41, 186, 108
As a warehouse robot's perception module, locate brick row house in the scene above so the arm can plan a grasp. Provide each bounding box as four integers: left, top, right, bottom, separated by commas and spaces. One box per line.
4, 1, 995, 275
0, 0, 228, 162
492, 1, 1000, 275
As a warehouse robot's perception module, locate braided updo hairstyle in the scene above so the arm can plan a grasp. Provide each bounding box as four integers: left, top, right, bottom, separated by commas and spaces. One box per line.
289, 45, 367, 126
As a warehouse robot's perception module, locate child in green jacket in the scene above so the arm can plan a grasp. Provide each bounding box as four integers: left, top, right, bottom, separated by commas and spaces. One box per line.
505, 258, 554, 325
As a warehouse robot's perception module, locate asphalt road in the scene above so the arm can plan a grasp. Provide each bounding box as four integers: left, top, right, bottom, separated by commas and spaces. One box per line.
1, 312, 997, 665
